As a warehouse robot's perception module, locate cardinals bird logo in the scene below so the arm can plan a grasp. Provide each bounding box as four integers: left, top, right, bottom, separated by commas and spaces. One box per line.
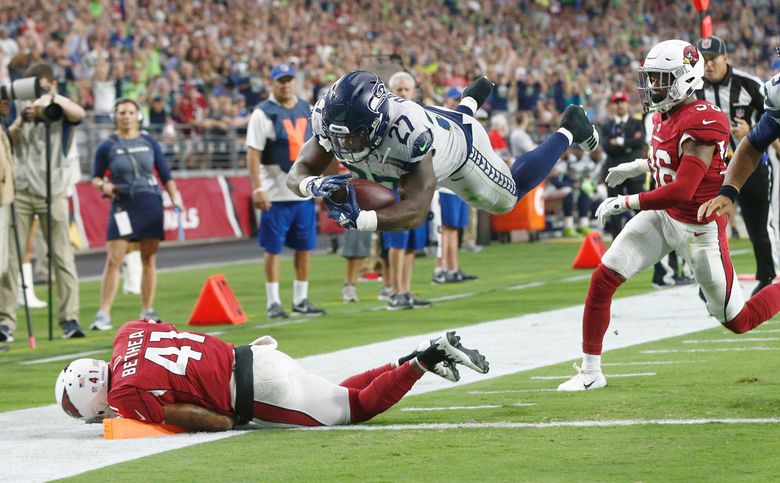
683, 44, 700, 66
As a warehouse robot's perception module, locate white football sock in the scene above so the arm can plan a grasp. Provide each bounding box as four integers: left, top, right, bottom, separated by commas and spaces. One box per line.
293, 280, 308, 305
265, 282, 280, 308
582, 353, 601, 374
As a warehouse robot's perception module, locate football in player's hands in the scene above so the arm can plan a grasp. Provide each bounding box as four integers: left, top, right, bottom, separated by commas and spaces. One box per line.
330, 179, 397, 211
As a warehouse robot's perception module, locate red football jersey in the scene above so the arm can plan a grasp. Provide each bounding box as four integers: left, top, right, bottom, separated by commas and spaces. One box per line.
648, 100, 730, 224
107, 320, 235, 423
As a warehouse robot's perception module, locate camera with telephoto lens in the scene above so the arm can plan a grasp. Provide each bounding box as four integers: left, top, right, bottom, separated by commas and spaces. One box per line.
0, 77, 43, 102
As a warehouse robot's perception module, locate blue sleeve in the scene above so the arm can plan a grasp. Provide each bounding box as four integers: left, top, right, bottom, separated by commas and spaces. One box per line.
92, 140, 114, 178
747, 112, 780, 153
143, 133, 172, 184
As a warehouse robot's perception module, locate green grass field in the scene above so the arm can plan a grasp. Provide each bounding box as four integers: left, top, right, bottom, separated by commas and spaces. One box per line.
2, 238, 779, 481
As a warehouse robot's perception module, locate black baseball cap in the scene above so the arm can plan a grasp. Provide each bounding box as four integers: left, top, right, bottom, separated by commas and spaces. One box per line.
697, 36, 727, 56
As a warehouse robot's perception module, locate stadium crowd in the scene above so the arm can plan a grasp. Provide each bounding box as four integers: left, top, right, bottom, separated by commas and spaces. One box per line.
1, 0, 778, 135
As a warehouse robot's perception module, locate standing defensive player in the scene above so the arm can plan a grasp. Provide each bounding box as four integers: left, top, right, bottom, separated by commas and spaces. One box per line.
55, 319, 488, 430
558, 40, 780, 391
286, 71, 599, 232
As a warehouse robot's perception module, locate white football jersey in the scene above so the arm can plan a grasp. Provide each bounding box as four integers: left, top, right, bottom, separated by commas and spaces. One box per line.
312, 94, 468, 187
763, 73, 780, 120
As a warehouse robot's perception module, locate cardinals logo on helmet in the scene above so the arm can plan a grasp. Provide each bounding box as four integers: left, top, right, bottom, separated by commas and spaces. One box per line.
683, 44, 700, 66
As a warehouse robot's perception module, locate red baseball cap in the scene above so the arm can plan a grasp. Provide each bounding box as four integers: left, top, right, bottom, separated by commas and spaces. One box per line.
610, 91, 628, 103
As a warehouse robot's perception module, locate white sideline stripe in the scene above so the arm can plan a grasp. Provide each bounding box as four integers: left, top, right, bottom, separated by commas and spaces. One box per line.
301, 417, 780, 431
601, 360, 706, 366
642, 347, 779, 354
19, 349, 111, 365
763, 321, 780, 326
468, 389, 556, 394
400, 403, 535, 412
683, 337, 780, 344
531, 373, 655, 380
3, 284, 721, 482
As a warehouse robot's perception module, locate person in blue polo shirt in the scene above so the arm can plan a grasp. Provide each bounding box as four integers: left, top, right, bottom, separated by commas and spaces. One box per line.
247, 63, 325, 318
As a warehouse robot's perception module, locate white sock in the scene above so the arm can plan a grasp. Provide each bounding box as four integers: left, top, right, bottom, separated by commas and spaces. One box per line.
434, 267, 445, 276
582, 353, 601, 373
579, 217, 589, 229
459, 97, 478, 115
265, 282, 280, 308
293, 280, 308, 305
564, 216, 574, 229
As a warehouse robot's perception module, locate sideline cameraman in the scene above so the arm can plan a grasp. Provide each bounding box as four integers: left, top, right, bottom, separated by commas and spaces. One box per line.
1, 62, 85, 341
0, 98, 14, 344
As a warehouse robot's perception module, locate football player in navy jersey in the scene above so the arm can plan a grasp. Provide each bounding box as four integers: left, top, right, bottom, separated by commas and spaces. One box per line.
287, 71, 599, 232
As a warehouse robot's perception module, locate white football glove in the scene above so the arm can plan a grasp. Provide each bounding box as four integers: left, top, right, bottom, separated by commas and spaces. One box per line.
604, 158, 650, 188
596, 196, 630, 226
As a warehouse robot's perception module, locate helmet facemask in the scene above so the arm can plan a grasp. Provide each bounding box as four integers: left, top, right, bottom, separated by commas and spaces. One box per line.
328, 113, 386, 163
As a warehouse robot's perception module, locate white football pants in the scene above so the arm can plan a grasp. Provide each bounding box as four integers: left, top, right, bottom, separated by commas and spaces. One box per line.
602, 209, 746, 322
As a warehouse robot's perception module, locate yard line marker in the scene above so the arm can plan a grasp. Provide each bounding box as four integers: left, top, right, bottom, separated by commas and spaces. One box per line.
253, 318, 317, 330
303, 417, 780, 431
763, 321, 780, 326
531, 372, 655, 380
468, 389, 556, 394
19, 349, 111, 365
683, 337, 780, 344
560, 274, 592, 282
430, 292, 477, 302
601, 360, 706, 366
507, 281, 545, 291
401, 403, 535, 412
642, 347, 779, 354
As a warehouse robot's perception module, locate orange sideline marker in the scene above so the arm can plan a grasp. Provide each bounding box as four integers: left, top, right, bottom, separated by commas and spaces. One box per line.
103, 418, 187, 439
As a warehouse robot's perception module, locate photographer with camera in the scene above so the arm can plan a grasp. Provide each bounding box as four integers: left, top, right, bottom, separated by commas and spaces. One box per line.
696, 36, 778, 295
0, 98, 14, 346
0, 62, 85, 341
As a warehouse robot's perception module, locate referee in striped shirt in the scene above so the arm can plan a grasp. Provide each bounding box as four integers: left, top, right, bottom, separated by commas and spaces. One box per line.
696, 35, 778, 295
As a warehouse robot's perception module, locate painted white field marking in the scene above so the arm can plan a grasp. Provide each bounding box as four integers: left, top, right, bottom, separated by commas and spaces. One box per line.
683, 337, 780, 344
468, 389, 556, 394
430, 292, 477, 302
642, 347, 779, 354
507, 281, 545, 291
531, 373, 655, 380
301, 417, 780, 431
401, 403, 535, 412
601, 360, 706, 366
724, 329, 780, 334
559, 274, 592, 282
253, 317, 316, 330
763, 321, 780, 326
3, 283, 721, 482
19, 349, 111, 365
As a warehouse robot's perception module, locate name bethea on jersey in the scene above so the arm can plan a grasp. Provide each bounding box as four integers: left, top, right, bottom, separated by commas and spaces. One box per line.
118, 330, 145, 377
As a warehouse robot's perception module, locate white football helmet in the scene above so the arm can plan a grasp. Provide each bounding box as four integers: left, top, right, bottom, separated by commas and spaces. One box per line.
55, 358, 112, 423
762, 73, 780, 121
637, 39, 705, 113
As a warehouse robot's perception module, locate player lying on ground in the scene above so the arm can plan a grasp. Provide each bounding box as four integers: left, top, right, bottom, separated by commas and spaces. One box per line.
557, 39, 780, 392
287, 71, 599, 231
55, 319, 489, 431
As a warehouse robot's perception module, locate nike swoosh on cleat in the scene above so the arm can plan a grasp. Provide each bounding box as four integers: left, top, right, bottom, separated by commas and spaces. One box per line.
583, 379, 597, 389
693, 232, 706, 237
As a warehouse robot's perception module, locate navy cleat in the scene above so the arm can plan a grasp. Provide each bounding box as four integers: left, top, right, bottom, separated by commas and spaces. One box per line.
457, 76, 495, 116
560, 105, 599, 151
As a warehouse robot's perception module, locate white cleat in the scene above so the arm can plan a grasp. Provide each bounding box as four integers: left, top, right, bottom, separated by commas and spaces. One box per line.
557, 364, 607, 392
